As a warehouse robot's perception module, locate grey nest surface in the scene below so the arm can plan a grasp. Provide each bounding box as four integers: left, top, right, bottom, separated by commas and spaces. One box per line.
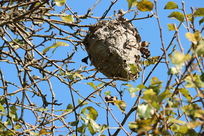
83, 19, 149, 80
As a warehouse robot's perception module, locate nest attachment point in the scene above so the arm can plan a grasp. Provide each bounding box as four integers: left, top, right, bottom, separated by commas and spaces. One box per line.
83, 19, 150, 80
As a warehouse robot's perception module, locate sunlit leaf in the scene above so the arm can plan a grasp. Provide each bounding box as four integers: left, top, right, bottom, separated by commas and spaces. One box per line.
157, 89, 171, 103
168, 23, 175, 31
187, 121, 202, 129
182, 104, 204, 120
98, 124, 109, 136
164, 1, 178, 9
81, 106, 98, 120
137, 0, 154, 12
39, 128, 52, 136
129, 119, 153, 134
14, 124, 21, 129
185, 31, 201, 44
128, 122, 138, 132
61, 14, 74, 23
138, 102, 154, 119
87, 82, 97, 90
149, 77, 162, 94
144, 56, 160, 66
114, 100, 126, 114
88, 119, 101, 135
168, 11, 184, 22
178, 88, 191, 102
36, 108, 49, 112
127, 0, 138, 10
78, 99, 89, 107
126, 84, 145, 98
128, 64, 138, 74
0, 104, 5, 112
195, 39, 204, 56
184, 74, 204, 88
54, 0, 66, 6
168, 118, 186, 124
43, 42, 68, 54
194, 8, 204, 17
170, 124, 188, 134
170, 51, 191, 64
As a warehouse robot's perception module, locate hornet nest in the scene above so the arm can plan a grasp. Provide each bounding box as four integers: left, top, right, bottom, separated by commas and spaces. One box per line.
83, 18, 150, 81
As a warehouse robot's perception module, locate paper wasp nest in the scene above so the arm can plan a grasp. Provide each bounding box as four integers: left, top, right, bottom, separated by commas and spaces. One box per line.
83, 19, 150, 80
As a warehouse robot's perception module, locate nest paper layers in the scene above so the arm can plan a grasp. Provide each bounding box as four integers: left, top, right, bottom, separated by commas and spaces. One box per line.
83, 19, 144, 80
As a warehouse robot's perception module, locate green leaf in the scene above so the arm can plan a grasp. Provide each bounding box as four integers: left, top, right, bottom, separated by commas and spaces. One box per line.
137, 0, 154, 12
77, 124, 86, 133
60, 14, 74, 23
14, 124, 21, 129
168, 118, 186, 124
54, 0, 66, 6
126, 84, 145, 98
127, 0, 138, 10
138, 102, 154, 119
66, 104, 73, 109
199, 17, 204, 25
87, 119, 101, 135
200, 72, 204, 82
114, 100, 126, 114
87, 82, 97, 90
149, 77, 163, 94
185, 31, 201, 44
98, 124, 109, 136
194, 8, 204, 17
78, 99, 89, 107
157, 89, 171, 103
187, 121, 202, 129
81, 106, 98, 120
168, 11, 184, 22
0, 104, 5, 112
128, 64, 138, 74
39, 128, 52, 136
184, 74, 204, 88
128, 122, 138, 132
164, 1, 178, 9
178, 88, 191, 102
170, 51, 191, 64
69, 120, 79, 126
170, 124, 188, 134
36, 108, 49, 112
195, 40, 204, 56
168, 23, 175, 31
129, 119, 153, 133
144, 56, 160, 66
43, 42, 68, 54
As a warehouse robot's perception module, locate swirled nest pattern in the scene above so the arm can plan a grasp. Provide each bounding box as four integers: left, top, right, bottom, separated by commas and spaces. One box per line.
83, 19, 145, 80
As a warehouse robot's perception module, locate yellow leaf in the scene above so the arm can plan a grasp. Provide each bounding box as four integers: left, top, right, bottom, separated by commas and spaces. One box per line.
39, 128, 52, 136
61, 15, 74, 23
185, 31, 201, 44
187, 121, 202, 129
114, 100, 126, 114
54, 0, 66, 6
168, 11, 184, 22
137, 0, 154, 12
127, 0, 138, 10
170, 51, 191, 64
194, 8, 204, 17
164, 1, 178, 9
168, 23, 175, 31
